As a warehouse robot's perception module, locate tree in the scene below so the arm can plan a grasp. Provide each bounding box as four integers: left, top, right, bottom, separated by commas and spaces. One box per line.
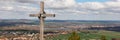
68, 31, 80, 40
100, 35, 107, 40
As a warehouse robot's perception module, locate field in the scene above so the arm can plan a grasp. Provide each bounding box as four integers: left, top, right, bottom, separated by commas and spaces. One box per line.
47, 30, 120, 40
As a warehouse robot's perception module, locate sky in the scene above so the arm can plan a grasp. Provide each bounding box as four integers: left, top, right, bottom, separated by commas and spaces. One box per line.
0, 0, 120, 20
76, 0, 109, 2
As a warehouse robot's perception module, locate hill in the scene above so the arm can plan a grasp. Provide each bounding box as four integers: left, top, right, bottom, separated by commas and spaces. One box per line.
48, 30, 120, 40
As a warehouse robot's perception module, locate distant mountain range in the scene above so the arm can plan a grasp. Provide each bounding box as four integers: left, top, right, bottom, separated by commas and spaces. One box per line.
1, 19, 120, 22
0, 19, 120, 32
0, 19, 120, 26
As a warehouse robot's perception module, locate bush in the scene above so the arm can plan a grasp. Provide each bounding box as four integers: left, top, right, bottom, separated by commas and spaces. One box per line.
68, 31, 80, 40
100, 35, 107, 40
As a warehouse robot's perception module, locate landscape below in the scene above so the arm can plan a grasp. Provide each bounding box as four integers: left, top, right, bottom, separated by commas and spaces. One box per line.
0, 19, 120, 40
48, 30, 120, 40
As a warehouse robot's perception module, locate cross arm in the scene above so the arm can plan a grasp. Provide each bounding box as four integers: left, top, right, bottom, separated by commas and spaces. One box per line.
29, 14, 55, 17
29, 14, 40, 17
42, 14, 55, 17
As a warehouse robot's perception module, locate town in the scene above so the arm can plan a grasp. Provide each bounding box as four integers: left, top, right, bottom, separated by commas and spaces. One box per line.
0, 20, 120, 40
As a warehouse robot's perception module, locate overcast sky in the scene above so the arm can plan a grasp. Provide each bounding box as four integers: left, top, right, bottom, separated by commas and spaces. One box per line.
0, 0, 120, 20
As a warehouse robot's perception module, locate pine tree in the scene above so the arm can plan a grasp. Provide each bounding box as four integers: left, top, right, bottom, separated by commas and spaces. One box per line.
100, 35, 107, 40
68, 31, 80, 40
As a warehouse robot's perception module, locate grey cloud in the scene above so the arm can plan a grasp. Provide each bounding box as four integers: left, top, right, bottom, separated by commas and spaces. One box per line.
0, 0, 120, 20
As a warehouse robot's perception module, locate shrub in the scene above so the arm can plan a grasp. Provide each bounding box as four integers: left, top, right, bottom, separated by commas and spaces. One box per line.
100, 35, 107, 40
68, 31, 80, 40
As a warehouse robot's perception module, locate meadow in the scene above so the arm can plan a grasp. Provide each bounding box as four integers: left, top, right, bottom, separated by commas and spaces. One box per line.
47, 30, 120, 40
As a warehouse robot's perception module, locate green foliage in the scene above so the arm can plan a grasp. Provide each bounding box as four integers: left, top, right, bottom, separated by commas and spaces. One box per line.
50, 30, 120, 40
101, 35, 107, 40
68, 31, 80, 40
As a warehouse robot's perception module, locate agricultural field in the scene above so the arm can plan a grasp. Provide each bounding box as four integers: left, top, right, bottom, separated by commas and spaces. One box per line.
46, 30, 120, 40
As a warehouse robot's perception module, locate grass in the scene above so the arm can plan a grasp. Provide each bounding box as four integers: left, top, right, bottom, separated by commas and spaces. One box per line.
47, 30, 120, 40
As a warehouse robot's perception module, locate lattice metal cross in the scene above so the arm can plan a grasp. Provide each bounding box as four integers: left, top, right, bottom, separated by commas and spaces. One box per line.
29, 1, 55, 40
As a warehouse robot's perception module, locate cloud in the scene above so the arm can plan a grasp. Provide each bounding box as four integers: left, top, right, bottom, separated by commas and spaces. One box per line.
110, 0, 120, 1
78, 2, 106, 10
44, 0, 120, 15
0, 0, 120, 20
44, 0, 76, 9
0, 0, 39, 19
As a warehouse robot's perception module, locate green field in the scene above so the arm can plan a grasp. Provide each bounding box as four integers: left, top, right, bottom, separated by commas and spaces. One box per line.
46, 30, 120, 40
